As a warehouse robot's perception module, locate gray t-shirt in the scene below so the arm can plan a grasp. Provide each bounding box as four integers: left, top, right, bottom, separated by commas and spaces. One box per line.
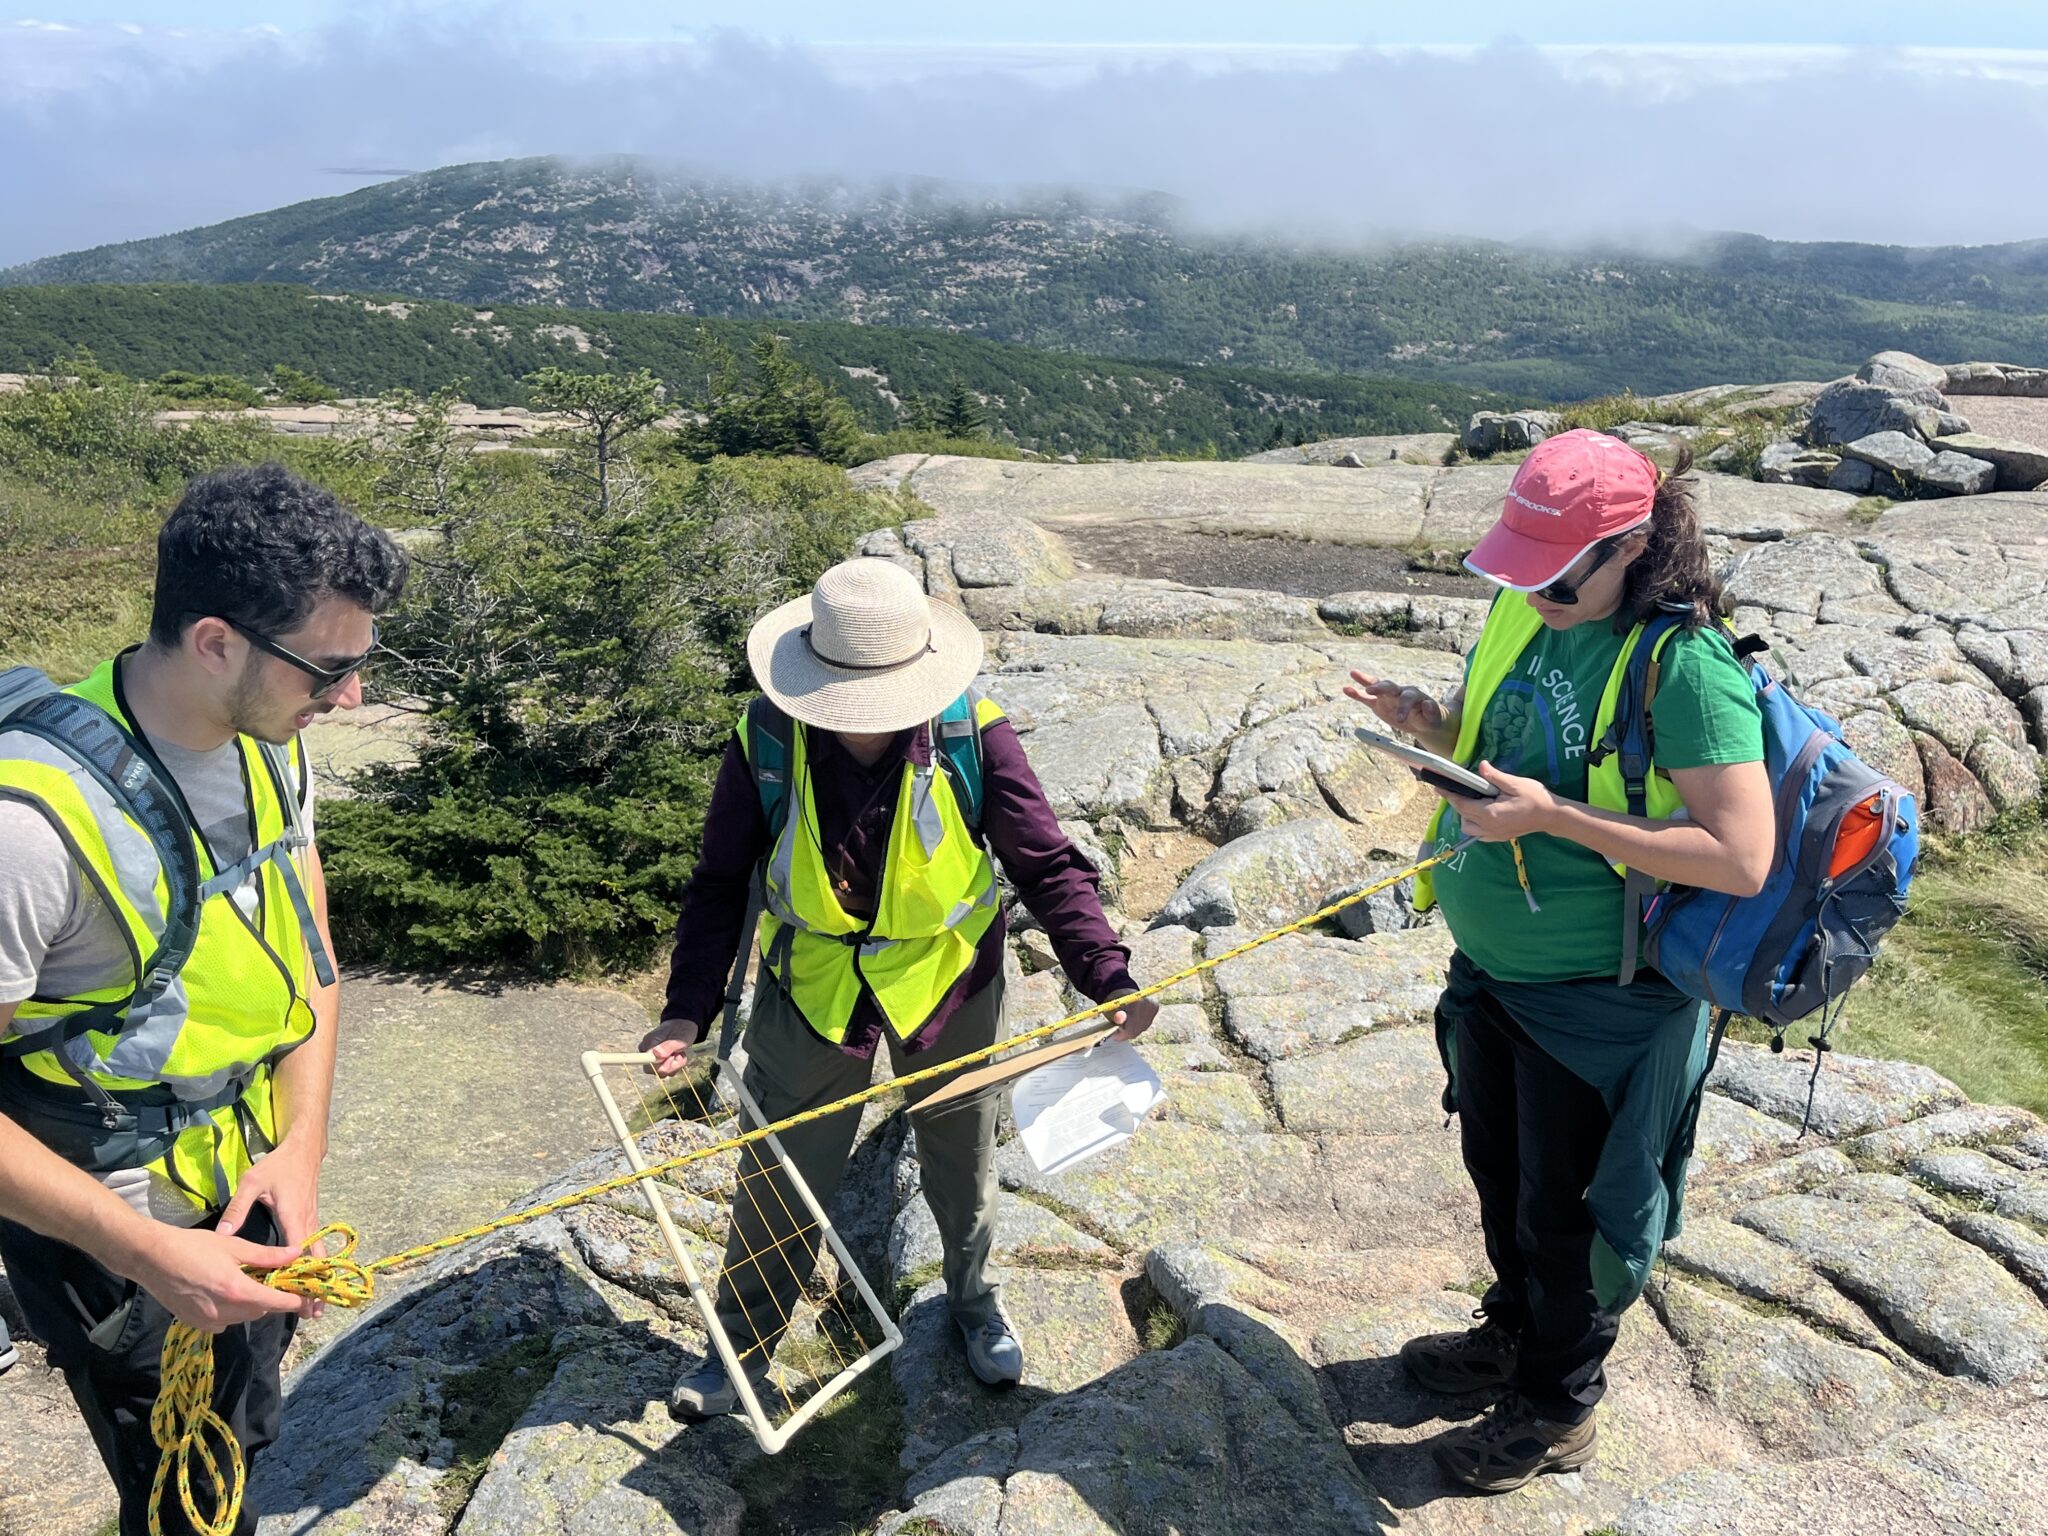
0, 734, 314, 1006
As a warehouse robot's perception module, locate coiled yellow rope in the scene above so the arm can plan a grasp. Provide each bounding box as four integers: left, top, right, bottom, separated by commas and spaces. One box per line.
151, 838, 1468, 1533
150, 1224, 374, 1536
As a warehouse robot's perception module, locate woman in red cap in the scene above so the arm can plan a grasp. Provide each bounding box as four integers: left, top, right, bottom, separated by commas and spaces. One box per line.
1348, 429, 1771, 1492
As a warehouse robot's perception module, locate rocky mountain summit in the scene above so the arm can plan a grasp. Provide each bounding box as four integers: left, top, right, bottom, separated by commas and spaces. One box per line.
7, 430, 2048, 1535
221, 443, 2048, 1535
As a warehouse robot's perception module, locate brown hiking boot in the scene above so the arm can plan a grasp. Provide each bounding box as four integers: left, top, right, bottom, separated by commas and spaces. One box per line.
1399, 1310, 1519, 1395
1433, 1394, 1597, 1493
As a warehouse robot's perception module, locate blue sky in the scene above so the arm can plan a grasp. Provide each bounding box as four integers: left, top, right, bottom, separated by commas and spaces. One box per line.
12, 1, 2048, 47
5, 4, 2048, 265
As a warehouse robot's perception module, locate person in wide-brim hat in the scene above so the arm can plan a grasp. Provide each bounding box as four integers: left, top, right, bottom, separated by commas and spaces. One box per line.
745, 555, 987, 733
640, 555, 1156, 1419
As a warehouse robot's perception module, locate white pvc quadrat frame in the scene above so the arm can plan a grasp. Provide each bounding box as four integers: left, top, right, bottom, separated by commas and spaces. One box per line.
580, 1046, 904, 1453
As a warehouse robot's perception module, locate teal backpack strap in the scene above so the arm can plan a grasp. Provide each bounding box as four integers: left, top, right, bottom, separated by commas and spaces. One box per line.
932, 688, 987, 832
744, 695, 796, 839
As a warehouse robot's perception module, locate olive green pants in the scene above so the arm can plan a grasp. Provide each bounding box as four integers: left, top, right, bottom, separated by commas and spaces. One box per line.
715, 972, 1005, 1365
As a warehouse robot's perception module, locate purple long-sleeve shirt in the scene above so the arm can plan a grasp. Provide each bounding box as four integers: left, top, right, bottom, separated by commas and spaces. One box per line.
662, 708, 1135, 1056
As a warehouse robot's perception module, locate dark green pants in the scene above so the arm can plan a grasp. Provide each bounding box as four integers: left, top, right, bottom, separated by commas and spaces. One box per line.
716, 973, 1005, 1365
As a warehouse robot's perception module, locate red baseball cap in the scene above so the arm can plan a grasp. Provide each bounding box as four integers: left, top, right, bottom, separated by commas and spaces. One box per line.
1463, 428, 1660, 591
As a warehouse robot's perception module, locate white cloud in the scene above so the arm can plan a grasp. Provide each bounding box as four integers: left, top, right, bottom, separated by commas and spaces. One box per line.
2, 22, 2046, 268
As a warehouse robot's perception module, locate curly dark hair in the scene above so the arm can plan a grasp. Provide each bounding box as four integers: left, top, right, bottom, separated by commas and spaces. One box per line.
1614, 444, 1721, 630
148, 462, 410, 648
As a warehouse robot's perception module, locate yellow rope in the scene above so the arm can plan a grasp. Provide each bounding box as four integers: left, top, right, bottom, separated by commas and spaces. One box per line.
150, 1224, 374, 1536
150, 839, 1467, 1530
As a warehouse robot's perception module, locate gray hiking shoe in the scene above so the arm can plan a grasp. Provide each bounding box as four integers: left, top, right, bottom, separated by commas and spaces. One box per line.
1400, 1309, 1519, 1395
668, 1354, 771, 1421
958, 1311, 1024, 1388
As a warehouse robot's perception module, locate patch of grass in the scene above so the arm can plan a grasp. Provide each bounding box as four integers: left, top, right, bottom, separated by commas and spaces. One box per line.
622, 1059, 724, 1133
1712, 416, 1779, 480
1405, 546, 1469, 575
1141, 1300, 1188, 1352
1122, 1272, 1188, 1352
848, 429, 1027, 464
732, 1356, 909, 1536
436, 1335, 564, 1521
0, 542, 154, 680
1735, 803, 2048, 1117
891, 1259, 945, 1317
1554, 392, 1709, 434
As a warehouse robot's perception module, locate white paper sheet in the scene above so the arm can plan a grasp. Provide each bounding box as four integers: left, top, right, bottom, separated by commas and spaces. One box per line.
1012, 1039, 1167, 1175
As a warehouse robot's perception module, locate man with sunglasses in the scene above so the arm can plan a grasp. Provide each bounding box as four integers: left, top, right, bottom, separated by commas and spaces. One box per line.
0, 463, 406, 1535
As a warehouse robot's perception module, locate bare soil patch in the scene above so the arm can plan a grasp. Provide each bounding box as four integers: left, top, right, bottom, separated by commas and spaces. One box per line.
1061, 525, 1489, 601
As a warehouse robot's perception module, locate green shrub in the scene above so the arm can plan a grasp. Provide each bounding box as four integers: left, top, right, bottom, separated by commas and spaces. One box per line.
0, 358, 272, 509
320, 430, 904, 972
267, 363, 339, 404
675, 334, 863, 465
150, 369, 263, 407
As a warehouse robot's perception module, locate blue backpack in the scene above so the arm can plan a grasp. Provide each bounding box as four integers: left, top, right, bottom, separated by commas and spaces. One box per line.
1609, 613, 1920, 1111
742, 688, 988, 837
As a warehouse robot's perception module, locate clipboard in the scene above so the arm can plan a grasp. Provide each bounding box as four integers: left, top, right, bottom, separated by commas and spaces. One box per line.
913, 1020, 1122, 1113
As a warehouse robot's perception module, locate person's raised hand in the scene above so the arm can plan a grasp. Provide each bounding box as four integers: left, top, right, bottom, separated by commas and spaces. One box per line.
1344, 672, 1444, 739
130, 1225, 317, 1333
640, 1019, 702, 1077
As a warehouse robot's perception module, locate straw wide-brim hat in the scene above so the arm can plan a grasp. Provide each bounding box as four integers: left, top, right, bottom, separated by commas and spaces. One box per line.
747, 557, 986, 733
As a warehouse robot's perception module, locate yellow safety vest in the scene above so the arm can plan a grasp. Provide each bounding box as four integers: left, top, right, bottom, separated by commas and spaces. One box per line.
0, 655, 322, 1212
744, 699, 1005, 1047
1414, 592, 1688, 911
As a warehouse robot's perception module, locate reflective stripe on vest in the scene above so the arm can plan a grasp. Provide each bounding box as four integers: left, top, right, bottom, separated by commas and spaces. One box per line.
1413, 593, 1686, 911
742, 707, 1003, 1046
0, 656, 317, 1209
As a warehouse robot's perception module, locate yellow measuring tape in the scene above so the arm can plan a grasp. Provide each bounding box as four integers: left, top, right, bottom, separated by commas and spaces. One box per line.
150, 838, 1469, 1535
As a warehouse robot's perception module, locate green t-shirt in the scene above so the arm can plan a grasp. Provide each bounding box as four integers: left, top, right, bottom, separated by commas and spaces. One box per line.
1432, 617, 1764, 983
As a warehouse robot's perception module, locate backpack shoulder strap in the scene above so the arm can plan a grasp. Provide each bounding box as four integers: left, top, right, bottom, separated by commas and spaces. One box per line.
0, 691, 202, 1057
743, 695, 796, 839
1612, 608, 1690, 986
932, 687, 990, 831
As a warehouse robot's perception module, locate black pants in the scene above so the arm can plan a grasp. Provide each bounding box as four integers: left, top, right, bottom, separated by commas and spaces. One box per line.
1453, 988, 1619, 1425
0, 1206, 295, 1536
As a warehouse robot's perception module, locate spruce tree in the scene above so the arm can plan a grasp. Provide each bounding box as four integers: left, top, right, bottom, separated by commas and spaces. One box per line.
939, 381, 985, 437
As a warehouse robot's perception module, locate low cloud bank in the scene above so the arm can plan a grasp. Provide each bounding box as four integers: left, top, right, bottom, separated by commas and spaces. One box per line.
5, 17, 2047, 267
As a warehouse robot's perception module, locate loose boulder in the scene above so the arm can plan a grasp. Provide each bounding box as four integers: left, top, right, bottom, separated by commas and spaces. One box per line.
1841, 430, 1935, 483
1856, 350, 1951, 393
1944, 362, 2048, 398
1918, 433, 2048, 492
1919, 451, 1998, 498
1756, 441, 1840, 488
1807, 378, 1947, 448
1462, 409, 1559, 457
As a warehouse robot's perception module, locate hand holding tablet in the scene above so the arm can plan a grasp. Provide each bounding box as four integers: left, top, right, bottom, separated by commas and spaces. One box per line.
1351, 725, 1499, 799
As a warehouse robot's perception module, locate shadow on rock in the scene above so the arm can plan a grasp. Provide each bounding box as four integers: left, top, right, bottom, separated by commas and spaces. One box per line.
250, 1218, 751, 1535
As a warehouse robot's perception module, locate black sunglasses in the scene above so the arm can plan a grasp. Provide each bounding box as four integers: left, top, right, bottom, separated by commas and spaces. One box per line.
221, 617, 379, 700
1536, 538, 1625, 606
